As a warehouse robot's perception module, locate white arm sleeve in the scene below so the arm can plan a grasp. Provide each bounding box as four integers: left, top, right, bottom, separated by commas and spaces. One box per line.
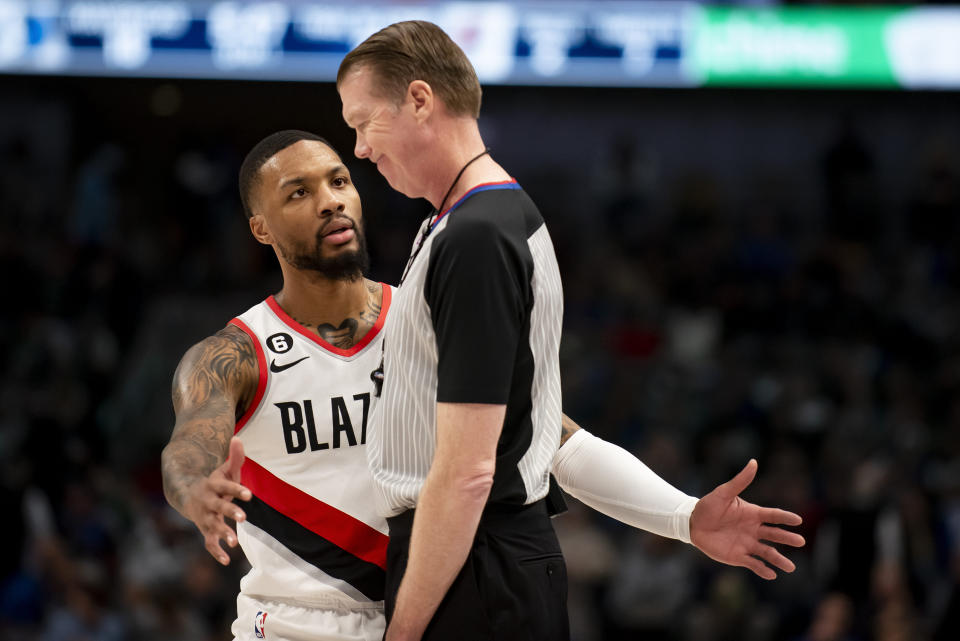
551, 428, 699, 543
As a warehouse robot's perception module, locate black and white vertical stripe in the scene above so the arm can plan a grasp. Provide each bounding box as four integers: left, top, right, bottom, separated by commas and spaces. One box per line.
517, 224, 564, 498
367, 184, 564, 517
367, 219, 440, 516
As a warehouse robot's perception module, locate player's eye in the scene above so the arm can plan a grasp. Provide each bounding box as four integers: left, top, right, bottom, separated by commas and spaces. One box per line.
290, 187, 307, 199
332, 176, 350, 187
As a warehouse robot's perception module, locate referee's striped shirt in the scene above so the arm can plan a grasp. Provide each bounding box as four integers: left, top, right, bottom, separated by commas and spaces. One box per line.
368, 180, 564, 517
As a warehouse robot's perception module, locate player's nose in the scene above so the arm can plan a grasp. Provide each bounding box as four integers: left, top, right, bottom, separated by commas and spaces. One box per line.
317, 187, 345, 217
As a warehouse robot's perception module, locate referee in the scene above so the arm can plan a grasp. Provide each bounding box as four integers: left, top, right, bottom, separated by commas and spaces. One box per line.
339, 21, 568, 641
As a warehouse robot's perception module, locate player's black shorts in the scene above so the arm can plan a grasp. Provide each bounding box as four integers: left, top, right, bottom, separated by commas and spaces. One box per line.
385, 499, 569, 641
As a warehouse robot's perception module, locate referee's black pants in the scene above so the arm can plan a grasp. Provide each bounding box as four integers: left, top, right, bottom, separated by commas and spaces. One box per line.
385, 499, 570, 641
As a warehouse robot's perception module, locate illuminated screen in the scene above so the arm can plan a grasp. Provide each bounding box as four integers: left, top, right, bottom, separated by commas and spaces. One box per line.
1, 1, 959, 89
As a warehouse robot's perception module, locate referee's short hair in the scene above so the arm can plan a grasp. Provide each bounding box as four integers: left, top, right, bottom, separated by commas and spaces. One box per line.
337, 20, 482, 120
239, 130, 341, 219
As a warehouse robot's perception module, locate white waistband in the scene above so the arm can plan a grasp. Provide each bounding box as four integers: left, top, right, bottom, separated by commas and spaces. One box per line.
240, 592, 384, 612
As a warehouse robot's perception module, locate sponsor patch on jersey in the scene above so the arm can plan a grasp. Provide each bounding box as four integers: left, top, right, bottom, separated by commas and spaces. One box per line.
254, 610, 268, 639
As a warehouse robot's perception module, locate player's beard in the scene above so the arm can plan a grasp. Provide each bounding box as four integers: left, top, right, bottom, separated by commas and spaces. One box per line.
279, 222, 370, 282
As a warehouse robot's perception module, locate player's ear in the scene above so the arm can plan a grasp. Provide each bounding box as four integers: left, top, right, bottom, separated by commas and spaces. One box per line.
408, 80, 433, 123
249, 213, 272, 245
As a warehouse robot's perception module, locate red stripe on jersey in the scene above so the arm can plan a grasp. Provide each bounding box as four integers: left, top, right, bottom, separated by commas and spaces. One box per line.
265, 283, 392, 357
241, 457, 388, 570
228, 318, 268, 434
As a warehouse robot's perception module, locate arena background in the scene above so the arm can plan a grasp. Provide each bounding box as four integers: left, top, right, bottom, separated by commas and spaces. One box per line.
2, 2, 960, 640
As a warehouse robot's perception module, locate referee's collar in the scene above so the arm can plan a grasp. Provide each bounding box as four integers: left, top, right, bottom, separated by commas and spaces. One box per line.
433, 179, 521, 228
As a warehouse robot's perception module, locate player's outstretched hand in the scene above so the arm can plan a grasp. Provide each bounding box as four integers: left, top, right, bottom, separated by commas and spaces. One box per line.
689, 459, 805, 580
182, 437, 252, 565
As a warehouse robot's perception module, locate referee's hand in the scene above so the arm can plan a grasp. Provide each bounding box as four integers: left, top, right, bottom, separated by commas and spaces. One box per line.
181, 437, 253, 565
689, 459, 806, 580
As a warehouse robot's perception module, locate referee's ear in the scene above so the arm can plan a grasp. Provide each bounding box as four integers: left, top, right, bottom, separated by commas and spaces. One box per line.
408, 79, 434, 124
249, 213, 273, 246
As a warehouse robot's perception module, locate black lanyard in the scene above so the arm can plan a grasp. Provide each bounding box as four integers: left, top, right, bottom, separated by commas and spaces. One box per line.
396, 148, 490, 288
371, 148, 491, 397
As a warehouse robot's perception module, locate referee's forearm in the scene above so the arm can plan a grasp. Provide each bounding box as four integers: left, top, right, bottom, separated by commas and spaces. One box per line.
386, 402, 504, 640
387, 464, 492, 640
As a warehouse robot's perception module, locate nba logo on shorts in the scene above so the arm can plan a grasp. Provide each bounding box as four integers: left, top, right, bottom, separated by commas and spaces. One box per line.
254, 610, 268, 639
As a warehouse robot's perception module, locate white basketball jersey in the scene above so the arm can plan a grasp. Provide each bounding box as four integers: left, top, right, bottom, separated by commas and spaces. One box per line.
227, 287, 391, 606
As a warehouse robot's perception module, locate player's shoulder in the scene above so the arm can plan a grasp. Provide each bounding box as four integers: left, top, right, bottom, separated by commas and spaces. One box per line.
171, 322, 261, 413
196, 323, 254, 354
176, 324, 258, 380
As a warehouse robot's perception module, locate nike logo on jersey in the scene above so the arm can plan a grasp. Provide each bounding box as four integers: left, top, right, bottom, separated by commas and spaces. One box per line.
269, 356, 309, 373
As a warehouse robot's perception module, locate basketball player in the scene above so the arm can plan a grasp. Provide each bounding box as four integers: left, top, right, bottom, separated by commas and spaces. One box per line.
161, 130, 804, 641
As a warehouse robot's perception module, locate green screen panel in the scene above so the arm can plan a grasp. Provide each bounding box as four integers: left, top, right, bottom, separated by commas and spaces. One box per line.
693, 7, 903, 88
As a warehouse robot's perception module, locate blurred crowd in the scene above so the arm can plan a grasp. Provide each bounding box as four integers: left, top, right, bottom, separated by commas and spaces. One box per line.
551, 119, 960, 641
1, 76, 959, 641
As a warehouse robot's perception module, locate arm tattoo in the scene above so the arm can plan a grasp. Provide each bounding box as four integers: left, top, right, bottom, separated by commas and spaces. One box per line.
560, 413, 581, 447
162, 325, 258, 515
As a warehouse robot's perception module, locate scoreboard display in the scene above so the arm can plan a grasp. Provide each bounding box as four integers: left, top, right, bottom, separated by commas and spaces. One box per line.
2, 1, 959, 89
